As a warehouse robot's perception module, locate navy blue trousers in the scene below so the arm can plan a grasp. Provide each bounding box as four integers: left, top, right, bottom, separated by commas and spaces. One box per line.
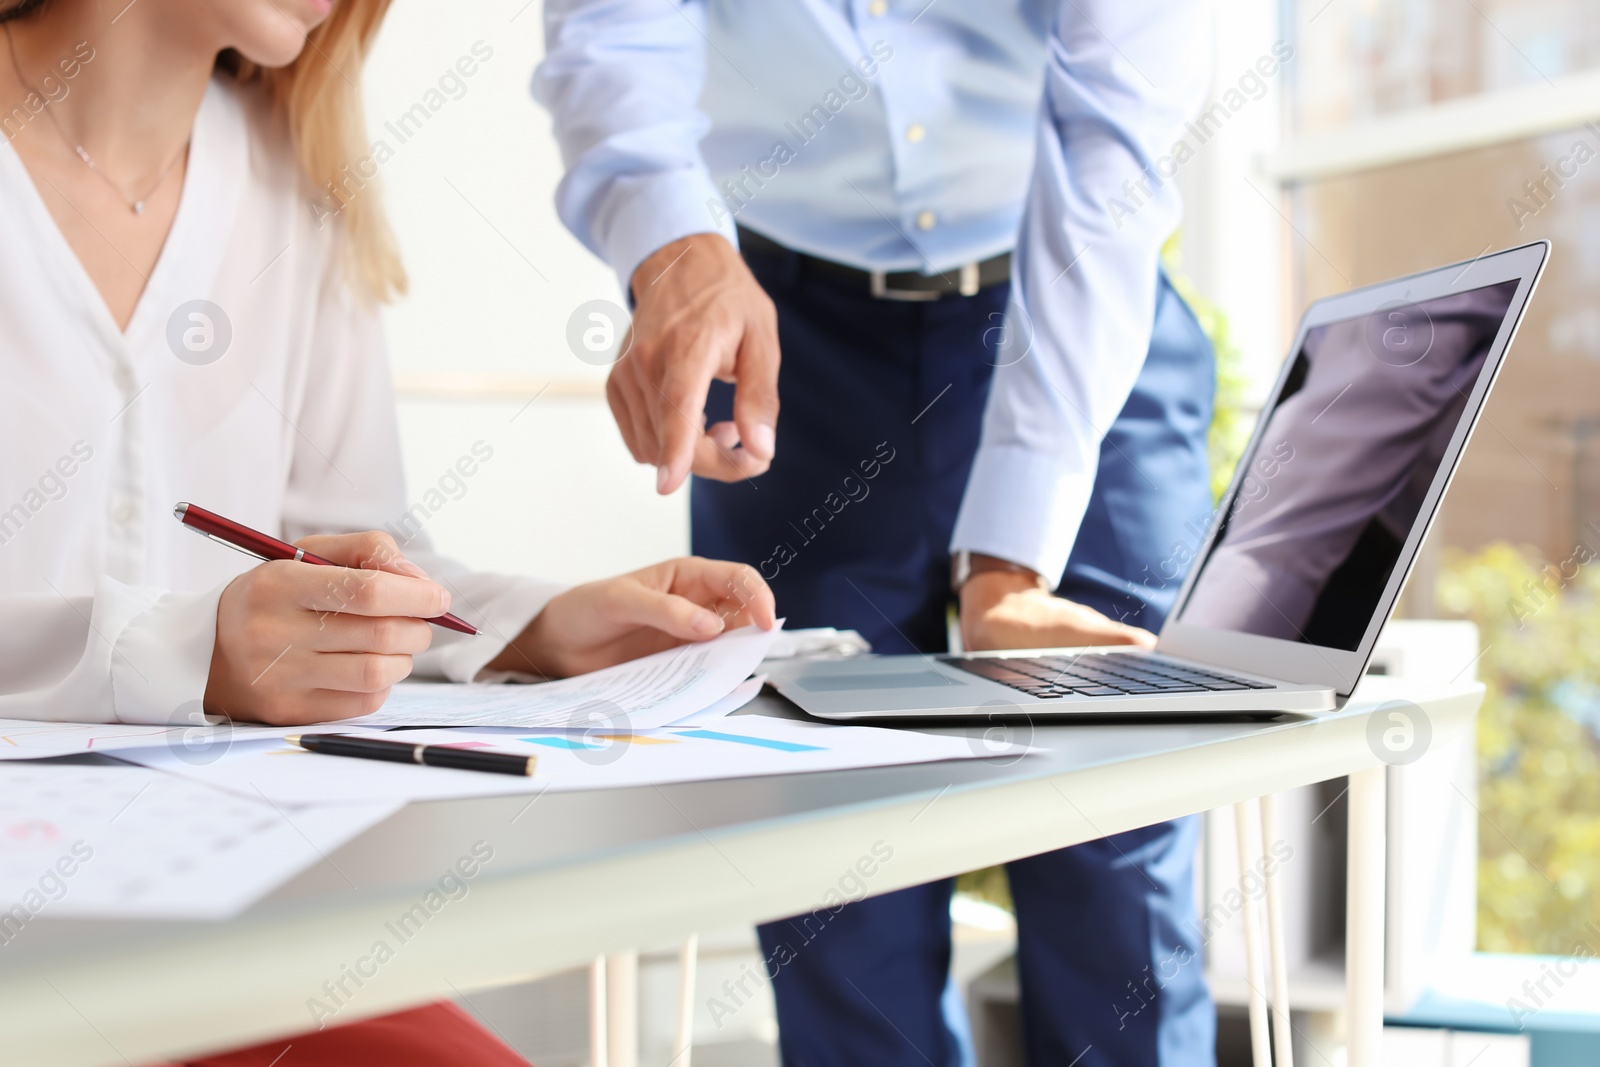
693, 242, 1218, 1067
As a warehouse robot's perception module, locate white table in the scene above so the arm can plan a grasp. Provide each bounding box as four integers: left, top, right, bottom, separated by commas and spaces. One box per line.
0, 677, 1481, 1067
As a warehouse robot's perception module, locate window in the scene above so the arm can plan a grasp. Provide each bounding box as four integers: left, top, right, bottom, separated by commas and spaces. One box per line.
1277, 0, 1600, 955
1291, 0, 1600, 135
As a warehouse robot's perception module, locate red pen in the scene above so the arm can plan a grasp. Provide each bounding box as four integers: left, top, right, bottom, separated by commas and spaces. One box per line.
172, 502, 478, 636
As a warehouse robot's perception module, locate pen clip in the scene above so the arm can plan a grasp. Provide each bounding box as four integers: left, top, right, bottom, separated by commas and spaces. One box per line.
181, 522, 271, 564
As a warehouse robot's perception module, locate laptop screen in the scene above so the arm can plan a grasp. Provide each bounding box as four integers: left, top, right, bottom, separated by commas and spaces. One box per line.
1174, 279, 1521, 652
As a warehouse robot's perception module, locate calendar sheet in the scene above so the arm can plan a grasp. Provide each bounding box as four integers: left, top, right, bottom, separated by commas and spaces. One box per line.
0, 763, 398, 921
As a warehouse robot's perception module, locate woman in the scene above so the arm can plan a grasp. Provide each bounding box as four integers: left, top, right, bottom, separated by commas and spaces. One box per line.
0, 0, 774, 1062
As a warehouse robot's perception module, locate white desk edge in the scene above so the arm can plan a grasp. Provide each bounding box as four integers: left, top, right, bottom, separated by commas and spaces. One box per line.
2, 680, 1483, 1067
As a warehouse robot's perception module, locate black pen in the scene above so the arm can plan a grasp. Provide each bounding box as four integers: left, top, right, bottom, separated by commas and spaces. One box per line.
285, 734, 536, 777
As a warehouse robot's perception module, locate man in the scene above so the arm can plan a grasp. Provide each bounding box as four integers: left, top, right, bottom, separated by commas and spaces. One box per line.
536, 2, 1218, 1063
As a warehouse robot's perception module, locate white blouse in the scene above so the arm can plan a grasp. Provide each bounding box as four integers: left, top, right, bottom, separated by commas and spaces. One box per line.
0, 76, 560, 724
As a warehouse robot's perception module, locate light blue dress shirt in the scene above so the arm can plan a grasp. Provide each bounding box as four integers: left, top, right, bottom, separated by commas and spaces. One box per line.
535, 0, 1212, 588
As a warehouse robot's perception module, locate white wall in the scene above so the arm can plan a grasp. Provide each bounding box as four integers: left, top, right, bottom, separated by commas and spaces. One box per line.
1173, 0, 1286, 402
363, 0, 690, 582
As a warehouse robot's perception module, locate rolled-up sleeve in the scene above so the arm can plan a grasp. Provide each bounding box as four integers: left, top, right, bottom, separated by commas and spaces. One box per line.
950, 0, 1213, 587
533, 0, 735, 293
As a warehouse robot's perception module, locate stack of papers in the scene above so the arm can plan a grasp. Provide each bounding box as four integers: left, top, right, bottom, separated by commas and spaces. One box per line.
3, 625, 1035, 922
346, 622, 780, 729
0, 718, 300, 761
111, 713, 1017, 805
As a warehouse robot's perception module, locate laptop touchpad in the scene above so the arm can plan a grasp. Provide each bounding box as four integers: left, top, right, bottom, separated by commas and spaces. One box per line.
795, 671, 961, 692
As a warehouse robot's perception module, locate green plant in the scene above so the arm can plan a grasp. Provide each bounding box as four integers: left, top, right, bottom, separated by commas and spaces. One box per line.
1435, 542, 1600, 953
954, 865, 1013, 915
1163, 235, 1253, 502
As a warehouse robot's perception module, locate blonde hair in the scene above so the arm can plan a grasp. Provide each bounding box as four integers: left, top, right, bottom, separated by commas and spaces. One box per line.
228, 1, 407, 304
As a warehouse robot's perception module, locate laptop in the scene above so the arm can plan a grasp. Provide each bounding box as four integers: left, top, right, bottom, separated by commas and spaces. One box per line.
767, 240, 1549, 720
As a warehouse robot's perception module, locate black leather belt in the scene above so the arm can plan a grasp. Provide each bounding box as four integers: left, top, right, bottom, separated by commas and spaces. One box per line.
736, 225, 1011, 302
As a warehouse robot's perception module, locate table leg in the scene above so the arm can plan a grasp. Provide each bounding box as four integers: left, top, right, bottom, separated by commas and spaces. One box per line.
590, 955, 608, 1067
606, 950, 639, 1067
1345, 766, 1387, 1067
1234, 799, 1272, 1067
674, 934, 698, 1067
1261, 792, 1294, 1067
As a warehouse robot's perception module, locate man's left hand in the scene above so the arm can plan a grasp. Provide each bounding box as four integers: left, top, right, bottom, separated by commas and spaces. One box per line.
959, 569, 1156, 652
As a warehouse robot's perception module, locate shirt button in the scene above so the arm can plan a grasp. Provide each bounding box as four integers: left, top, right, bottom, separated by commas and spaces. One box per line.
112, 366, 136, 392
906, 123, 925, 143
868, 0, 887, 15
113, 502, 136, 526
916, 210, 937, 231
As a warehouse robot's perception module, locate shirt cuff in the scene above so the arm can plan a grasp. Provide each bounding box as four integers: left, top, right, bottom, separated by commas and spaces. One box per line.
949, 445, 1097, 592
418, 575, 568, 684
598, 169, 740, 299
108, 582, 224, 725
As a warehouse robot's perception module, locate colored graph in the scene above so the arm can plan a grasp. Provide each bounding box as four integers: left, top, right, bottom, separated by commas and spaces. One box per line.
515, 728, 825, 754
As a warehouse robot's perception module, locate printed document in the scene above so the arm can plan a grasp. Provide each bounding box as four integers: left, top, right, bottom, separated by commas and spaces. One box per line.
111, 714, 1034, 805
344, 623, 779, 729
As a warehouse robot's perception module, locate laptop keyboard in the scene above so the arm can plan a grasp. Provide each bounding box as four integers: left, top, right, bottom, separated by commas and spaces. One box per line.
943, 652, 1276, 699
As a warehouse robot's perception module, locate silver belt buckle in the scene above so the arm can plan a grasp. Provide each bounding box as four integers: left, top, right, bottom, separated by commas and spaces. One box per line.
870, 270, 940, 302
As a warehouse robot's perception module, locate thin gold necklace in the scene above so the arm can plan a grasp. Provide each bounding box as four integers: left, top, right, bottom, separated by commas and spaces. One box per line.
3, 22, 188, 215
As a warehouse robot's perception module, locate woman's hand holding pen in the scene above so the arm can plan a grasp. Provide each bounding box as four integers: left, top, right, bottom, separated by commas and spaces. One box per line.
203, 532, 774, 721
206, 532, 449, 725
490, 558, 777, 679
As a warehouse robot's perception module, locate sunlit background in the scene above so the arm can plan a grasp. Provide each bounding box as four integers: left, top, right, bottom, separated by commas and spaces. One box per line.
1282, 0, 1600, 960
358, 1, 1600, 1063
